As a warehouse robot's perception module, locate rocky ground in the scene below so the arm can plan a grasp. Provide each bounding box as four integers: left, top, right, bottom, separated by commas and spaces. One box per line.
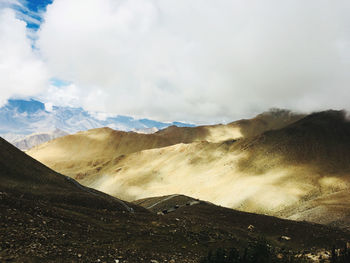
2, 191, 350, 262
1, 135, 350, 262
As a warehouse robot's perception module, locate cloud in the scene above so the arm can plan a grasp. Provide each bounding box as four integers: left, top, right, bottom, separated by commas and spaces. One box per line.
39, 82, 81, 108
0, 8, 48, 106
36, 0, 350, 123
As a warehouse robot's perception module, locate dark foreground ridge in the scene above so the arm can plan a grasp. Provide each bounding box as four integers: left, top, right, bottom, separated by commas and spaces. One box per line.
1, 137, 350, 262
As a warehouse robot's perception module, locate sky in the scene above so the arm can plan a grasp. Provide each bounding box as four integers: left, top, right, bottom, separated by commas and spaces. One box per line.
0, 0, 350, 123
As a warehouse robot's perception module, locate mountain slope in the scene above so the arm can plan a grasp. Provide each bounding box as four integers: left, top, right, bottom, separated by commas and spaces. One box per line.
27, 109, 303, 183
120, 111, 350, 228
0, 136, 141, 212
155, 109, 304, 143
233, 110, 350, 173
27, 127, 176, 180
28, 110, 350, 230
134, 194, 350, 251
4, 137, 350, 262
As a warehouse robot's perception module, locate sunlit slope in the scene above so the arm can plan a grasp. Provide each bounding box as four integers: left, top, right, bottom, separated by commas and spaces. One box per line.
27, 109, 303, 180
0, 137, 143, 212
155, 109, 304, 143
27, 127, 175, 179
72, 110, 349, 228
26, 110, 350, 227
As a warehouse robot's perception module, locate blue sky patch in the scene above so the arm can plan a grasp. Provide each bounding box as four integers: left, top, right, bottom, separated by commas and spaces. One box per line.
26, 0, 53, 13
50, 78, 72, 87
1, 0, 53, 30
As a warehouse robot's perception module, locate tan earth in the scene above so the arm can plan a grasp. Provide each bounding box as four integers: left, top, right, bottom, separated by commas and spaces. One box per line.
27, 110, 350, 230
5, 136, 350, 262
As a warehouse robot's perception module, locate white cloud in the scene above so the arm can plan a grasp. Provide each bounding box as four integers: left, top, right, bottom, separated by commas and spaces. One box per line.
39, 83, 82, 108
35, 0, 350, 123
0, 0, 22, 9
0, 8, 48, 106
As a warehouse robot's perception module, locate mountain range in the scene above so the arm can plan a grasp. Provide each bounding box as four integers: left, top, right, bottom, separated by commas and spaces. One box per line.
0, 99, 194, 149
1, 129, 349, 262
28, 109, 350, 231
2, 102, 350, 261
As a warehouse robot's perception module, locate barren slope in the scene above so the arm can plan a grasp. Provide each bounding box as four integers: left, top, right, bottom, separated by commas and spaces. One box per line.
0, 137, 142, 212
116, 111, 350, 228
27, 127, 175, 179
27, 110, 350, 229
4, 137, 350, 262
28, 109, 303, 181
155, 109, 304, 143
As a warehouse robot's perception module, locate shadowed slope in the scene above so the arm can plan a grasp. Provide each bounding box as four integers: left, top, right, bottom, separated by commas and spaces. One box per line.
135, 194, 350, 250
234, 110, 350, 173
0, 137, 142, 212
155, 109, 304, 143
4, 137, 350, 262
235, 108, 305, 138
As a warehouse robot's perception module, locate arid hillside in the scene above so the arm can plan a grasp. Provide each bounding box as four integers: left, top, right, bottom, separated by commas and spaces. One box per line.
0, 137, 143, 212
27, 109, 302, 180
3, 137, 350, 262
26, 127, 176, 179
155, 108, 304, 143
27, 110, 350, 230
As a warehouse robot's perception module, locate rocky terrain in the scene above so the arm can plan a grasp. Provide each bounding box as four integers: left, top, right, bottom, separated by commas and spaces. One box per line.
2, 136, 350, 262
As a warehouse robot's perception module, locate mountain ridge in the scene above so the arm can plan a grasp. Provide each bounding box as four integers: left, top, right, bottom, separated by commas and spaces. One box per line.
0, 99, 194, 141
4, 135, 350, 261
27, 109, 350, 230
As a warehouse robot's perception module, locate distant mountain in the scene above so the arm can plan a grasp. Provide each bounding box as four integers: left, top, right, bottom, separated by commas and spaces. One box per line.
12, 129, 69, 150
0, 99, 194, 146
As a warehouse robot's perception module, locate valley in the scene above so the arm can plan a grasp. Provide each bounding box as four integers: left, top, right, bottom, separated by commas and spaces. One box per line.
27, 110, 350, 230
1, 109, 350, 262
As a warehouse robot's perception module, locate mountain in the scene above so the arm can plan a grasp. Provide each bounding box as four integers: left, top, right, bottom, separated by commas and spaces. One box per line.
233, 110, 350, 173
27, 109, 303, 187
155, 108, 305, 143
0, 137, 142, 212
28, 110, 350, 230
27, 127, 176, 180
0, 99, 194, 142
4, 136, 350, 262
11, 129, 69, 150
